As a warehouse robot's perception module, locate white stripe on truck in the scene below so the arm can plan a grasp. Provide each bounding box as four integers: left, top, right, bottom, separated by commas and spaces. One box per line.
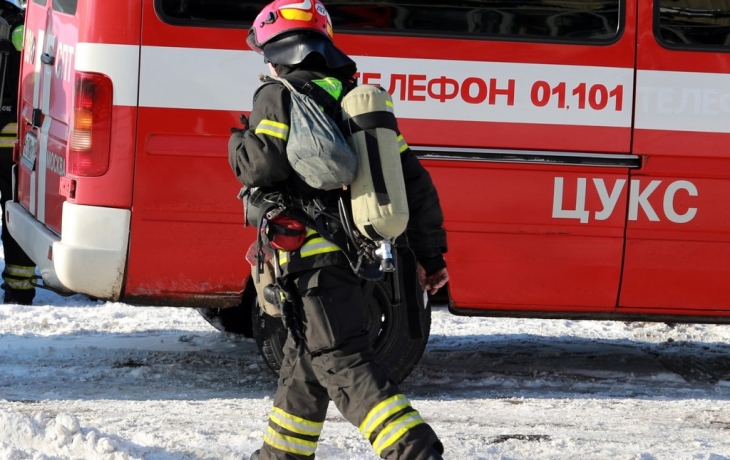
635, 69, 730, 134
75, 43, 141, 107
74, 43, 729, 134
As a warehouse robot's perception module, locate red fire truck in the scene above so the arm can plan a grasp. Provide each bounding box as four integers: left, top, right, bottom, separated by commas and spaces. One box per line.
6, 0, 730, 381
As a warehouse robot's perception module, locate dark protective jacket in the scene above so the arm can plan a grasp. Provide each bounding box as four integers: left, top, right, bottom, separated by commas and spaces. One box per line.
229, 67, 448, 275
0, 5, 23, 136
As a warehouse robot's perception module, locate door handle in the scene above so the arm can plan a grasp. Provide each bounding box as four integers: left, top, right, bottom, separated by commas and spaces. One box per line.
41, 53, 55, 65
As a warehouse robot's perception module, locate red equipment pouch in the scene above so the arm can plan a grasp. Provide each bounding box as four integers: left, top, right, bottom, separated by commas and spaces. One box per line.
266, 215, 306, 251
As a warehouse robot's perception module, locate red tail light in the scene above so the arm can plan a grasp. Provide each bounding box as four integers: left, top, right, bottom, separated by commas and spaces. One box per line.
68, 72, 113, 176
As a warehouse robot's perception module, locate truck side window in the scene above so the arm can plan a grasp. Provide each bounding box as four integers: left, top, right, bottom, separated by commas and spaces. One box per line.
52, 0, 77, 15
156, 0, 621, 43
156, 0, 258, 26
329, 0, 620, 42
657, 0, 730, 49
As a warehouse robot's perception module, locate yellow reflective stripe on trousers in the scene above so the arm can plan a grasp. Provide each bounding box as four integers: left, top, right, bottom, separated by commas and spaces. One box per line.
264, 426, 317, 457
397, 134, 408, 153
255, 119, 289, 141
4, 278, 33, 291
359, 394, 411, 439
4, 265, 35, 278
0, 138, 16, 148
3, 264, 36, 290
270, 407, 324, 437
3, 279, 33, 290
1, 123, 18, 148
372, 411, 425, 456
1, 122, 17, 136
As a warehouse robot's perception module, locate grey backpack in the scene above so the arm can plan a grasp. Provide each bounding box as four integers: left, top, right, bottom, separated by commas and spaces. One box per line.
256, 75, 357, 191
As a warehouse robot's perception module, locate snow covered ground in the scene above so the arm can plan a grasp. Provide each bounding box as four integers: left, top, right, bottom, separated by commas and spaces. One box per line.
2, 263, 730, 459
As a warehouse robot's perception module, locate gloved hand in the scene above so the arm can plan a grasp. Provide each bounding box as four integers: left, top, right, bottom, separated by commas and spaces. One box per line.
230, 113, 250, 134
264, 282, 305, 345
280, 300, 305, 344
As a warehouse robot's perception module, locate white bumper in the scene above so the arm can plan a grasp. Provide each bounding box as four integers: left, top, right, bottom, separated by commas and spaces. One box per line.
6, 201, 131, 300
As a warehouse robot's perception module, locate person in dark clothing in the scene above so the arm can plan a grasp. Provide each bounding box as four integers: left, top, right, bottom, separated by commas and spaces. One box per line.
229, 1, 448, 458
0, 0, 36, 305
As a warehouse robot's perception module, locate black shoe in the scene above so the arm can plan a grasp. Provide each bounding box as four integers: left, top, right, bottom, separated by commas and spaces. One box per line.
422, 441, 444, 460
2, 287, 35, 305
248, 449, 260, 460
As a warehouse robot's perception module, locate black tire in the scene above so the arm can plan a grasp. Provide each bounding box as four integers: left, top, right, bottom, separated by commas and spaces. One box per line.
197, 289, 256, 337
252, 272, 431, 384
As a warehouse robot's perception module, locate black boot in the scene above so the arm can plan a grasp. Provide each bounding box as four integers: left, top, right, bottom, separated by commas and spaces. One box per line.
421, 441, 444, 460
248, 449, 260, 460
2, 265, 37, 305
2, 285, 35, 305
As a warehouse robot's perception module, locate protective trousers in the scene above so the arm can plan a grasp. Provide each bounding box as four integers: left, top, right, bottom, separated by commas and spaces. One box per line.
259, 264, 442, 460
0, 148, 36, 299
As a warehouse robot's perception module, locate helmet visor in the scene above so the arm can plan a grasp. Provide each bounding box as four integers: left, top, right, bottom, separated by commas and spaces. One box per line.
262, 33, 356, 76
246, 28, 263, 54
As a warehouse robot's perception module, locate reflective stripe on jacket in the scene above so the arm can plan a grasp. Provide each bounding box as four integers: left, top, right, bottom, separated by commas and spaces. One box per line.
278, 228, 345, 274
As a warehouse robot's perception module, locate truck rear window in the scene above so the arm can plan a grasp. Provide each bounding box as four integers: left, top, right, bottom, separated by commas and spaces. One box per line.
156, 0, 621, 43
52, 0, 77, 15
657, 0, 730, 49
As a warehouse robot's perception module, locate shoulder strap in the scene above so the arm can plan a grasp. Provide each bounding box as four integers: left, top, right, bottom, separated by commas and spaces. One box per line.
299, 81, 340, 115
261, 74, 297, 93
252, 75, 284, 104
344, 111, 398, 135
280, 74, 347, 121
259, 74, 338, 114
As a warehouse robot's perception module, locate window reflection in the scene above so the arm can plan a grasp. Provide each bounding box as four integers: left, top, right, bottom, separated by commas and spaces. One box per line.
52, 0, 77, 15
157, 0, 620, 42
329, 1, 619, 40
658, 0, 730, 48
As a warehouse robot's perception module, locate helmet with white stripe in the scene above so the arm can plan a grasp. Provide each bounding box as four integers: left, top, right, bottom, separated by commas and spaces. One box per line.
247, 0, 355, 74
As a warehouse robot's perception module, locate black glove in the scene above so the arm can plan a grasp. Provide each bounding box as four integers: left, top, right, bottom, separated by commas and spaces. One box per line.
263, 283, 305, 345
230, 113, 250, 134
281, 300, 305, 345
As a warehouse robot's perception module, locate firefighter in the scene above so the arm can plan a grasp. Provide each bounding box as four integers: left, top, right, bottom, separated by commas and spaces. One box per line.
228, 1, 448, 459
0, 0, 35, 305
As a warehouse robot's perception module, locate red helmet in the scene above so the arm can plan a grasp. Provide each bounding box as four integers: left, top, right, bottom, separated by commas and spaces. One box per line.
247, 0, 333, 53
247, 0, 355, 74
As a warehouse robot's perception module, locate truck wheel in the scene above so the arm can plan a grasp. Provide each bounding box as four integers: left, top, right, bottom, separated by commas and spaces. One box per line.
252, 275, 431, 384
196, 289, 256, 337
